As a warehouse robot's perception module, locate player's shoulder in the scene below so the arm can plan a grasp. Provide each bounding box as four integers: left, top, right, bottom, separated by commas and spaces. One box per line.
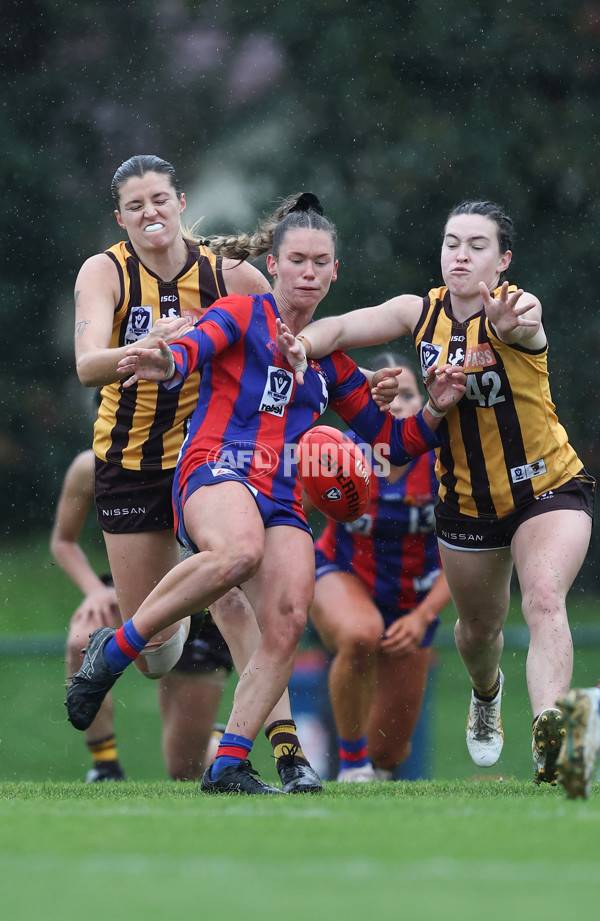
221, 258, 271, 296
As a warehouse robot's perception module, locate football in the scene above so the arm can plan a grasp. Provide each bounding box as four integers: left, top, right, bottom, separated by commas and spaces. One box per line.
297, 425, 372, 522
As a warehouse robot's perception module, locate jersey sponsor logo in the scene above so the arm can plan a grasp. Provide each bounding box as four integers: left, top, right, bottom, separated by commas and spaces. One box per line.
419, 342, 444, 379
259, 366, 294, 416
510, 458, 547, 483
439, 529, 485, 544
463, 344, 496, 371
125, 305, 152, 343
101, 507, 147, 517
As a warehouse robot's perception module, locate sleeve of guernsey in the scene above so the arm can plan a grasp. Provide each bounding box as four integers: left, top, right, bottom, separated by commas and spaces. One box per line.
161, 295, 252, 392
326, 351, 442, 465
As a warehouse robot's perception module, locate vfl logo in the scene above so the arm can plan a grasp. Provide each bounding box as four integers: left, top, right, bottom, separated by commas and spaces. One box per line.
420, 342, 443, 380
125, 306, 152, 343
260, 366, 294, 416
324, 487, 342, 502
511, 458, 547, 483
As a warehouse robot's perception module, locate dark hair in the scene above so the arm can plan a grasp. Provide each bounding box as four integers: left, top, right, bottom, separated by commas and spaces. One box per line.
207, 192, 337, 262
111, 155, 182, 208
446, 201, 513, 254
368, 350, 416, 374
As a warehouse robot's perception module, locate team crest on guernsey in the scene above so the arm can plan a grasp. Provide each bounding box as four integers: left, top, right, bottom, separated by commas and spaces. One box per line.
419, 342, 443, 380
125, 305, 152, 344
260, 366, 294, 416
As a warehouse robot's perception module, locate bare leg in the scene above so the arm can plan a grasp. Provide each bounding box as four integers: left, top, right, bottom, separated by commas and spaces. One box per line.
512, 508, 591, 717
368, 646, 431, 770
157, 668, 228, 780
438, 543, 513, 688
310, 571, 383, 742
102, 529, 191, 674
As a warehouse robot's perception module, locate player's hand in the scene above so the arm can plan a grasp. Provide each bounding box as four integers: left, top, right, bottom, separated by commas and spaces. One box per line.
116, 338, 173, 388
71, 586, 119, 627
143, 316, 192, 347
380, 611, 427, 657
276, 319, 308, 384
480, 281, 539, 339
370, 366, 403, 411
425, 363, 466, 411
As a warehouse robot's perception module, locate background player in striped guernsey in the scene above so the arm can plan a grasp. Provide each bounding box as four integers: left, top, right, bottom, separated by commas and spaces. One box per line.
52, 447, 237, 781
70, 155, 324, 791
307, 352, 451, 782
67, 191, 465, 794
276, 200, 595, 787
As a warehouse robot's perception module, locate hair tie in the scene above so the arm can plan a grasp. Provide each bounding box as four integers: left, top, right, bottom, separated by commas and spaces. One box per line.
290, 192, 323, 215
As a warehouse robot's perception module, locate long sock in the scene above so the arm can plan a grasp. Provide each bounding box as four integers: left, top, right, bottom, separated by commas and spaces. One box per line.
472, 668, 501, 702
210, 733, 253, 780
87, 734, 119, 764
338, 735, 370, 772
265, 719, 310, 769
104, 620, 148, 673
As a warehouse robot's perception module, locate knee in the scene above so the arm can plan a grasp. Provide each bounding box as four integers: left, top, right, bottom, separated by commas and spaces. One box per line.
456, 616, 502, 646
217, 542, 263, 587
339, 623, 382, 663
263, 604, 307, 658
521, 581, 565, 626
66, 622, 90, 667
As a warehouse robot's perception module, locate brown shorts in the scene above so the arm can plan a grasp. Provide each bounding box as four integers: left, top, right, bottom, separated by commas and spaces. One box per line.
436, 472, 595, 551
94, 458, 175, 534
172, 615, 234, 675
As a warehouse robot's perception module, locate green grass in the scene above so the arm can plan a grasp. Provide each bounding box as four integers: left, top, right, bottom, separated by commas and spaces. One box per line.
0, 780, 598, 921
2, 534, 600, 919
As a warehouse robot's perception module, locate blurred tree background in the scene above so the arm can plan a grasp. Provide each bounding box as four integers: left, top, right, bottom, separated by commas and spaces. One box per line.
2, 0, 599, 585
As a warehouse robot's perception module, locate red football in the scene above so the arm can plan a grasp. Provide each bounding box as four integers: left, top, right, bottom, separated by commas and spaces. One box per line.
297, 425, 372, 523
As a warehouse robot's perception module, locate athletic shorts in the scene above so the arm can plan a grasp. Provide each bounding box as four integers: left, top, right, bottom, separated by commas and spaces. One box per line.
95, 458, 175, 534
175, 463, 312, 553
313, 548, 440, 646
436, 471, 595, 551
172, 614, 234, 675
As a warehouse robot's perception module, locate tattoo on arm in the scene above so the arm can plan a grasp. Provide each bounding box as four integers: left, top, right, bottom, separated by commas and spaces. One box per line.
75, 316, 90, 338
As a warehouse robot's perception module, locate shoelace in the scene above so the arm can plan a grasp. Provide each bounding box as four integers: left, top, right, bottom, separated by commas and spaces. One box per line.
471, 701, 500, 741
278, 744, 299, 765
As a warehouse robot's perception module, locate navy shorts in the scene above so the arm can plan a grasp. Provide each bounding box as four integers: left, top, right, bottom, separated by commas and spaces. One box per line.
436, 471, 595, 551
95, 458, 174, 534
314, 548, 440, 647
175, 462, 312, 553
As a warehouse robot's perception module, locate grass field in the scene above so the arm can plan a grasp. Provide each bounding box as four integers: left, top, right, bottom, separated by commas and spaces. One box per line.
1, 780, 598, 921
2, 534, 600, 918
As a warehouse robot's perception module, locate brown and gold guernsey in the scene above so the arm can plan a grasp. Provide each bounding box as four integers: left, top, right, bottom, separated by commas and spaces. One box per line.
93, 241, 225, 471
413, 286, 583, 519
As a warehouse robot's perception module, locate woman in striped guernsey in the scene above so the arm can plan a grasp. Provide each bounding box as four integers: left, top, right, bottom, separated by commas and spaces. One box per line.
71, 156, 324, 791
278, 201, 595, 787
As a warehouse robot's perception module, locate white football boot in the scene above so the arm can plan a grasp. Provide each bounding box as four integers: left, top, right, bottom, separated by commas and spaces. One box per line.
466, 670, 505, 767
336, 763, 376, 782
